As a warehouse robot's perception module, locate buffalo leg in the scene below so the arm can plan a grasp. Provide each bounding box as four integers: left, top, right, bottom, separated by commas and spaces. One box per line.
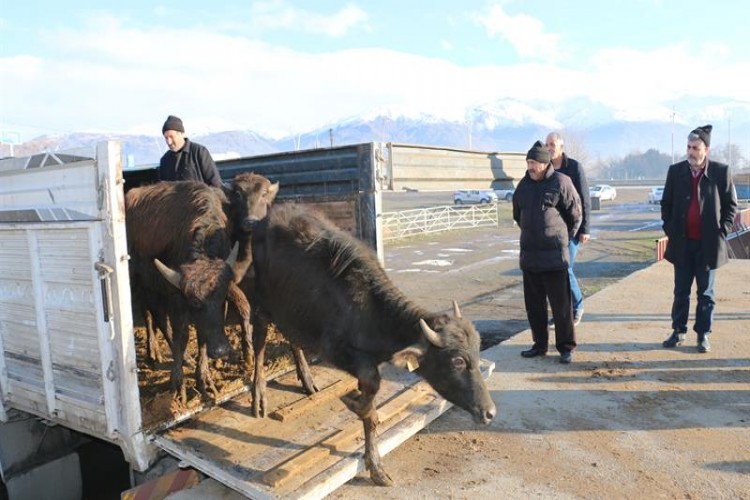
195, 342, 220, 401
227, 282, 253, 373
341, 368, 392, 486
144, 308, 164, 364
251, 313, 270, 417
169, 311, 189, 406
292, 346, 319, 395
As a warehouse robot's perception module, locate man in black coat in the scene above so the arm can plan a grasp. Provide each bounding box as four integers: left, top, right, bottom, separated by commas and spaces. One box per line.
513, 140, 582, 364
158, 115, 222, 188
661, 124, 738, 353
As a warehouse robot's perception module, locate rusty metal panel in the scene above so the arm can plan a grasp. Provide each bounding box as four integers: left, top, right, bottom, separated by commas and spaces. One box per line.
216, 144, 382, 260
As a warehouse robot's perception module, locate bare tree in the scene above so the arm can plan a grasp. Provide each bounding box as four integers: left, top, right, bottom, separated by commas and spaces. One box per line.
556, 129, 592, 167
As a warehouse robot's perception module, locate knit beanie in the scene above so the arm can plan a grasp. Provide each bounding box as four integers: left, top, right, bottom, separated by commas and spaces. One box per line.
689, 124, 712, 147
162, 115, 185, 134
526, 140, 550, 164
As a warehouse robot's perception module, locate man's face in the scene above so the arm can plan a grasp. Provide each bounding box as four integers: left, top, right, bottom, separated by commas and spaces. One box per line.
545, 136, 564, 161
164, 130, 186, 152
687, 139, 708, 168
526, 159, 547, 179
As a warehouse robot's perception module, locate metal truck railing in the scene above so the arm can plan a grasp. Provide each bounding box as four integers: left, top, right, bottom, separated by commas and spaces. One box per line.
381, 203, 501, 241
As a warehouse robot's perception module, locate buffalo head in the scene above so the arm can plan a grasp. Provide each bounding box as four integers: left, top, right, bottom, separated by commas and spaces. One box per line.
392, 301, 496, 425
154, 243, 240, 359
227, 173, 279, 232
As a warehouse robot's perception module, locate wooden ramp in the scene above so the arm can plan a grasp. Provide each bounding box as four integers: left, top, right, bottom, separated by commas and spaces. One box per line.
153, 360, 494, 499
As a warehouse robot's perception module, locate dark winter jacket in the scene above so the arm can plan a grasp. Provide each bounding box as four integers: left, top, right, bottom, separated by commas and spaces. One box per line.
158, 138, 222, 187
555, 154, 590, 238
513, 165, 582, 272
661, 160, 737, 269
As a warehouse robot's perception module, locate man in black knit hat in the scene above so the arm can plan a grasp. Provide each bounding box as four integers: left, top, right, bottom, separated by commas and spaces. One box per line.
513, 140, 582, 364
158, 115, 222, 187
661, 124, 737, 353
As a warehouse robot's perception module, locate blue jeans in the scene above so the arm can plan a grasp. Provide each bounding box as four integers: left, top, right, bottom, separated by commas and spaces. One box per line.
671, 239, 716, 335
568, 239, 583, 313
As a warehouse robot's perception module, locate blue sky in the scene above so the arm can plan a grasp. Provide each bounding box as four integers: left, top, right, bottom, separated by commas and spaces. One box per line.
1, 0, 748, 142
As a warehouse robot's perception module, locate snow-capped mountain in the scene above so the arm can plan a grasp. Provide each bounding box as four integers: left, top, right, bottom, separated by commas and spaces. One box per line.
3, 97, 748, 167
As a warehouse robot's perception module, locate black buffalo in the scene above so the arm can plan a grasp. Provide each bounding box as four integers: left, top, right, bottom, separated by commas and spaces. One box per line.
250, 204, 496, 485
126, 181, 244, 404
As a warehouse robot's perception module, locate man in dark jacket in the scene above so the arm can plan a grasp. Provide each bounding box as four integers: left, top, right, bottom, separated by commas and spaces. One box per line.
546, 132, 590, 325
513, 140, 582, 364
661, 124, 737, 353
158, 115, 222, 188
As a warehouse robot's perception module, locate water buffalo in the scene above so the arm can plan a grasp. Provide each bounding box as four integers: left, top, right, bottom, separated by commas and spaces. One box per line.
250, 204, 496, 485
224, 173, 319, 402
126, 181, 243, 404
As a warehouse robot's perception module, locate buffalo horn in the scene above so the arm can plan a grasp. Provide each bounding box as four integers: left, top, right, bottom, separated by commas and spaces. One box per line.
452, 300, 463, 318
419, 319, 445, 348
154, 259, 182, 289
227, 242, 239, 267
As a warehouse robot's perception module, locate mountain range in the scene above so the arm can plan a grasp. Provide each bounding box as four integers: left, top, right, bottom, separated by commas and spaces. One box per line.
3, 98, 748, 169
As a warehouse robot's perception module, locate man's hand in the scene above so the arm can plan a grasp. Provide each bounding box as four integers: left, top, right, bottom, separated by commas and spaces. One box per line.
579, 233, 590, 244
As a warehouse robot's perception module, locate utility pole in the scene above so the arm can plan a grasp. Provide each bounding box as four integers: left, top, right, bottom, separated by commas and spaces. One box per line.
728, 117, 732, 166
329, 128, 334, 148
671, 107, 675, 165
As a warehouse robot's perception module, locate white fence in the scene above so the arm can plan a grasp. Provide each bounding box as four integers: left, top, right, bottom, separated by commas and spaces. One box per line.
381, 204, 502, 241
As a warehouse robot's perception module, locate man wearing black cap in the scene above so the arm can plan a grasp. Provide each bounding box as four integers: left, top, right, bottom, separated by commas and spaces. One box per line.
661, 124, 737, 353
513, 140, 582, 364
158, 115, 222, 188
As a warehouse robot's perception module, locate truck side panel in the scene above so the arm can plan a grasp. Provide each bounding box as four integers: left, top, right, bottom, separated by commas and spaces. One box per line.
0, 142, 154, 471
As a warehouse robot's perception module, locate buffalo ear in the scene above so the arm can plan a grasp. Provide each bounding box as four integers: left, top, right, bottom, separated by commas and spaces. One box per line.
391, 344, 426, 372
154, 259, 182, 289
268, 181, 280, 202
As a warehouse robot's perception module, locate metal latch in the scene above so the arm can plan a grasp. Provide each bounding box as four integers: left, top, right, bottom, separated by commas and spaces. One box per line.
95, 261, 115, 330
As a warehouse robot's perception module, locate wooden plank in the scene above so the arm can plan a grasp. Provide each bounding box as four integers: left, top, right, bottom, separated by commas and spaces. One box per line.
261, 380, 431, 489
269, 378, 358, 423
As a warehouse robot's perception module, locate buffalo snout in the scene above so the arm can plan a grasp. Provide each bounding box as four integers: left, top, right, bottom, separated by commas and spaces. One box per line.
241, 217, 262, 232
477, 403, 497, 425
207, 334, 232, 360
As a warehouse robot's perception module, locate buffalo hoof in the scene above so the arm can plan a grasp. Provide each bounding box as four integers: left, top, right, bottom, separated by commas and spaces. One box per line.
369, 467, 393, 487
252, 390, 267, 418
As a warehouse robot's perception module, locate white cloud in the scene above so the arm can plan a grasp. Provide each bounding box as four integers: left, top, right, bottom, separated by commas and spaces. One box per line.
249, 1, 369, 37
1, 10, 748, 141
477, 4, 563, 62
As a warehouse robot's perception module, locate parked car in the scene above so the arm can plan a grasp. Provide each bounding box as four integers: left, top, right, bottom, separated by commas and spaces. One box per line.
589, 184, 617, 201
493, 188, 515, 202
648, 186, 664, 204
453, 189, 498, 205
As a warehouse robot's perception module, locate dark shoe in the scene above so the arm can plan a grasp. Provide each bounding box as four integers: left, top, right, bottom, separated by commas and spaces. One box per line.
521, 347, 547, 358
662, 330, 685, 348
697, 335, 711, 353
559, 351, 573, 364
573, 309, 584, 326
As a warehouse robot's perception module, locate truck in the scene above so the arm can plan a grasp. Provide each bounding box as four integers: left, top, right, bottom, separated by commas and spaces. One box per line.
0, 141, 493, 499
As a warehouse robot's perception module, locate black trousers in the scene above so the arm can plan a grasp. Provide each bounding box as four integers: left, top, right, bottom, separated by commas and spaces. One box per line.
522, 269, 577, 353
